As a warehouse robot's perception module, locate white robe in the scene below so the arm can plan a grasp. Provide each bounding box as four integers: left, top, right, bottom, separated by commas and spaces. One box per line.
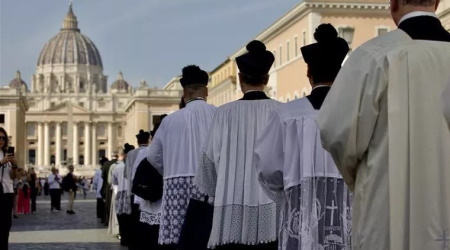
113, 161, 131, 215
93, 168, 103, 199
108, 163, 119, 235
442, 79, 450, 125
254, 98, 352, 250
148, 100, 216, 179
147, 100, 216, 245
317, 29, 450, 250
196, 98, 280, 248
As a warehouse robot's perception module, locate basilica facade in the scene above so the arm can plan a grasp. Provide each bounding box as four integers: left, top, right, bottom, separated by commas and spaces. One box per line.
1, 4, 181, 174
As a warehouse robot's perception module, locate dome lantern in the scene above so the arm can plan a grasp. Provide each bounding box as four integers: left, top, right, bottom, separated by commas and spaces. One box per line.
62, 2, 79, 31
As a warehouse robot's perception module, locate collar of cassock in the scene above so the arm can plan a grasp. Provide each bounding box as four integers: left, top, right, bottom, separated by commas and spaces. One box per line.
185, 97, 206, 105
398, 11, 437, 25
241, 90, 270, 100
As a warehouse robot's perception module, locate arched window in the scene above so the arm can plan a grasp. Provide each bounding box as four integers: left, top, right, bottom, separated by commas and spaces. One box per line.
79, 155, 84, 165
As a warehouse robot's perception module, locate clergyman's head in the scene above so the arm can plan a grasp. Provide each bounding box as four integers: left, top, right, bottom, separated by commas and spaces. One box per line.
390, 0, 440, 25
301, 24, 349, 86
236, 40, 274, 89
180, 65, 209, 102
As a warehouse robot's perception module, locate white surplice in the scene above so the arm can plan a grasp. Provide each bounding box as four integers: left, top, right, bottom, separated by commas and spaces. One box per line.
147, 100, 216, 245
442, 79, 450, 125
108, 163, 119, 235
254, 98, 352, 250
196, 98, 280, 248
317, 29, 450, 250
112, 161, 131, 215
93, 168, 103, 199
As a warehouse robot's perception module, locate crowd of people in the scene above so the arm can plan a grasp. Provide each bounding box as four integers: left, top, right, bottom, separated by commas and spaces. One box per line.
5, 167, 92, 218
0, 146, 93, 250
1, 1, 450, 250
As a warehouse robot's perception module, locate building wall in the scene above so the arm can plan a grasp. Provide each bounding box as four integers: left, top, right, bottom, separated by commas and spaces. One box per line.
0, 88, 28, 168
321, 13, 395, 48
438, 0, 450, 30
264, 15, 310, 100
266, 8, 395, 101
208, 59, 238, 107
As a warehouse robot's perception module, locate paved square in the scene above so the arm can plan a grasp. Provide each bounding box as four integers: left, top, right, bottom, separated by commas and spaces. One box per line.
9, 192, 127, 250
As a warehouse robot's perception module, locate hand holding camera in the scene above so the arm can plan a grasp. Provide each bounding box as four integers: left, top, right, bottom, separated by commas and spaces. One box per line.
2, 146, 17, 167
1, 154, 14, 165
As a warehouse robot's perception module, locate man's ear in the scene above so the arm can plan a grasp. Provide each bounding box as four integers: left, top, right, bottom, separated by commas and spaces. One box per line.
390, 0, 399, 13
238, 72, 244, 84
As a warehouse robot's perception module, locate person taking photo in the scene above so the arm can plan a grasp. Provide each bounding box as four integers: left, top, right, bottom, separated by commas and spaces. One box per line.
0, 127, 18, 250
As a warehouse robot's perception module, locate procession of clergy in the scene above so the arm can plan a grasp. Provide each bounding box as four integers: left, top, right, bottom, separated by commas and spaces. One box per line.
93, 1, 450, 249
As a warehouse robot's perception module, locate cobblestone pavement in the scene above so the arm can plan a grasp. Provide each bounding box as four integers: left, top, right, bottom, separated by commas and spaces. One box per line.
9, 191, 127, 250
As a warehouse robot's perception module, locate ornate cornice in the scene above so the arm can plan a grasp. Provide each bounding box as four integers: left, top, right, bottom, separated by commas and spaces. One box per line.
305, 2, 389, 10
231, 1, 389, 59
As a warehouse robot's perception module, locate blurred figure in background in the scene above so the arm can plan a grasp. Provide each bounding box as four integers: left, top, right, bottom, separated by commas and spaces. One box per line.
29, 168, 38, 213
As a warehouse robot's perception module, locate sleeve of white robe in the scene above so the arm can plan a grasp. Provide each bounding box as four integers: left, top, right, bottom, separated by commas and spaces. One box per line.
108, 164, 115, 186
196, 112, 220, 197
316, 48, 387, 190
112, 167, 119, 186
442, 79, 450, 125
254, 110, 286, 204
147, 120, 165, 176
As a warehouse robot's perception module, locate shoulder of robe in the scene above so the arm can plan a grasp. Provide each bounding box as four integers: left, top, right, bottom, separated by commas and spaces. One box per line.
352, 29, 411, 62
277, 98, 312, 118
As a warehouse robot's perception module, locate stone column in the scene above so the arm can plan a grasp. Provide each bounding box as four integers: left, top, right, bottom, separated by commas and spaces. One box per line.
107, 122, 114, 158
73, 122, 79, 166
91, 123, 98, 166
84, 122, 91, 167
44, 122, 50, 166
55, 122, 62, 166
37, 122, 44, 166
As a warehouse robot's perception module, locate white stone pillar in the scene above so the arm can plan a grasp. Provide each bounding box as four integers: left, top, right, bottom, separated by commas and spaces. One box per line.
44, 122, 50, 166
91, 123, 98, 166
73, 122, 79, 166
55, 122, 62, 166
84, 122, 90, 167
107, 122, 114, 158
37, 122, 44, 166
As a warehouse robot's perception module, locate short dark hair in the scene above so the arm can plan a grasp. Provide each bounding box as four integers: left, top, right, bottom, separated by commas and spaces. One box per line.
0, 127, 9, 153
183, 84, 207, 100
240, 73, 269, 86
403, 0, 436, 6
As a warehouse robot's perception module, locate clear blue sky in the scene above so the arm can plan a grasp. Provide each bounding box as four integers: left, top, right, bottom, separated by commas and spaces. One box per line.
0, 0, 300, 88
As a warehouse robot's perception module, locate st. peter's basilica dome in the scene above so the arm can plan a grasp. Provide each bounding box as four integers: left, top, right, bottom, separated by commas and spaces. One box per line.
37, 3, 102, 67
